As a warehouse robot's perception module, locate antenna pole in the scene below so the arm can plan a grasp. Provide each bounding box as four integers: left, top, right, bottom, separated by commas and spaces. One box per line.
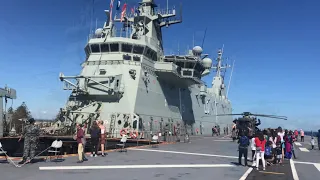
201, 27, 207, 49
226, 59, 235, 98
95, 18, 98, 30
167, 0, 169, 14
178, 41, 180, 55
192, 33, 195, 47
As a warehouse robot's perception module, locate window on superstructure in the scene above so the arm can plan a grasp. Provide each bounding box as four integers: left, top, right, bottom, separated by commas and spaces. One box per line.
133, 45, 144, 54
90, 44, 100, 53
122, 43, 133, 53
84, 45, 91, 56
110, 43, 119, 52
101, 44, 110, 52
183, 70, 192, 76
99, 69, 106, 75
133, 56, 141, 62
152, 52, 158, 61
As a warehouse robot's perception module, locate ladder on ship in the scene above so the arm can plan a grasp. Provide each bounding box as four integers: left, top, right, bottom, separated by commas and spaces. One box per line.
109, 114, 116, 138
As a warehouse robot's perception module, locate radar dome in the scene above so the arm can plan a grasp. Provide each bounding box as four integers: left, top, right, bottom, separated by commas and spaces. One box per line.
95, 28, 103, 37
202, 58, 212, 68
192, 46, 203, 56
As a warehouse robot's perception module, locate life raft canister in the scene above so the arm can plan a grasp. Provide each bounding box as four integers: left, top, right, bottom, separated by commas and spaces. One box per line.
120, 129, 127, 136
130, 131, 138, 139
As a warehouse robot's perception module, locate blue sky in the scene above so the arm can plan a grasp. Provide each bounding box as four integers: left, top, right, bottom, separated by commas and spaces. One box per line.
1, 0, 319, 130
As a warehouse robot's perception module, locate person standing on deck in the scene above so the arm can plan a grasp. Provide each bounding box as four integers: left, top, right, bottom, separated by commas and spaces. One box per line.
76, 124, 85, 163
81, 124, 88, 161
18, 118, 40, 164
97, 120, 107, 157
300, 129, 305, 142
90, 121, 100, 157
317, 129, 320, 150
294, 130, 299, 141
238, 131, 250, 166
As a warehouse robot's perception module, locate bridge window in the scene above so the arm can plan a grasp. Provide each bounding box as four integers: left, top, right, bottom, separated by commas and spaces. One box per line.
133, 56, 141, 62
133, 45, 144, 54
110, 43, 119, 52
101, 44, 110, 52
84, 45, 91, 56
183, 70, 192, 76
122, 43, 133, 53
90, 44, 100, 53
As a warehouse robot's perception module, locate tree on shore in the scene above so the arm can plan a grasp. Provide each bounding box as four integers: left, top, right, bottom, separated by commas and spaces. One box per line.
10, 102, 32, 134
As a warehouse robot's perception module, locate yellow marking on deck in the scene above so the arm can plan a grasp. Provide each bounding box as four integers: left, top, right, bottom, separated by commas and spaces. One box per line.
259, 171, 285, 175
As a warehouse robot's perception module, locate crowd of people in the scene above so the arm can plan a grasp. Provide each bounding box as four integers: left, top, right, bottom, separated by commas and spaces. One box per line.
237, 127, 320, 171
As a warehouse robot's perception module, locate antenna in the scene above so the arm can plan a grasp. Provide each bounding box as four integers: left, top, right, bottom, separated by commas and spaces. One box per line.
192, 33, 195, 47
95, 18, 98, 30
178, 41, 180, 55
167, 0, 169, 14
226, 59, 235, 98
201, 27, 207, 49
89, 0, 95, 35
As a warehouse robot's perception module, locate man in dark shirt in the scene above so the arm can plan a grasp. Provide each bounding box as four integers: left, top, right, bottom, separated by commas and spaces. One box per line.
238, 131, 250, 166
317, 129, 320, 150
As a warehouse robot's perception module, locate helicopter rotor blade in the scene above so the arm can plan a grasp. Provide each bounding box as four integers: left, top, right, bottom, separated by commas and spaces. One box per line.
215, 114, 244, 116
251, 114, 287, 119
255, 115, 288, 120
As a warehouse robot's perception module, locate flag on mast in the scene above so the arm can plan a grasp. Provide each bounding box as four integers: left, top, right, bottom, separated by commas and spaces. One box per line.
110, 0, 114, 22
116, 0, 121, 10
120, 3, 127, 22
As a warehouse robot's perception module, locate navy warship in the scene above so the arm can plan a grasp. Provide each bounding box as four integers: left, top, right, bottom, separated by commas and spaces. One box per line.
57, 0, 233, 138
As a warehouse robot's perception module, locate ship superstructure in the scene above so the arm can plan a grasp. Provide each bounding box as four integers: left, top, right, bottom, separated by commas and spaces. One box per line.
58, 0, 232, 137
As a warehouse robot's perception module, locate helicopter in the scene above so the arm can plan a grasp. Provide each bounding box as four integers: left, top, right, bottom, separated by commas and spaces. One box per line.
216, 112, 287, 139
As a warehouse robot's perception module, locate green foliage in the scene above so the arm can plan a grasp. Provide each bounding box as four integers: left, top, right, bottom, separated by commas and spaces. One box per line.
10, 102, 32, 134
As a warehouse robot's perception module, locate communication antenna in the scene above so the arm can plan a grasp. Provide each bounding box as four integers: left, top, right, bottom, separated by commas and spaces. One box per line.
226, 59, 235, 98
167, 0, 169, 14
192, 33, 195, 47
201, 27, 207, 49
89, 0, 95, 35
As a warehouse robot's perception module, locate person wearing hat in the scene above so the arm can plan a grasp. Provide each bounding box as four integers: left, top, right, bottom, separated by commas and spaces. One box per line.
18, 118, 40, 164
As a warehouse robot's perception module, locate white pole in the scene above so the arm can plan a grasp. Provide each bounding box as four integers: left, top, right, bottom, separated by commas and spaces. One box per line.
226, 59, 235, 98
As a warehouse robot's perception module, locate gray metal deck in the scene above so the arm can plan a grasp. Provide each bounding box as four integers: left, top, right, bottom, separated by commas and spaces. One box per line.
0, 135, 319, 180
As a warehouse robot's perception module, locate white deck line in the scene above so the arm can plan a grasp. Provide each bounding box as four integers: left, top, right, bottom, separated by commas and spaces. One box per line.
39, 164, 235, 170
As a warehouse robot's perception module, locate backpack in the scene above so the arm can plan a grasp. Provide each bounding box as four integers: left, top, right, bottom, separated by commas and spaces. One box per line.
265, 146, 272, 156
239, 136, 249, 147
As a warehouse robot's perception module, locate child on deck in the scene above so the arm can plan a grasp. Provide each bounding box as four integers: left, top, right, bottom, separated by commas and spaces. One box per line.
311, 137, 315, 150
265, 141, 274, 166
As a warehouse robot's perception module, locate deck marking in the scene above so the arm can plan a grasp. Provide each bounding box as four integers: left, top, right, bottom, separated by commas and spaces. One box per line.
132, 148, 238, 159
290, 159, 300, 180
213, 140, 232, 142
239, 167, 253, 180
294, 142, 302, 146
294, 160, 317, 165
314, 164, 320, 172
259, 171, 285, 175
39, 164, 235, 170
298, 147, 310, 152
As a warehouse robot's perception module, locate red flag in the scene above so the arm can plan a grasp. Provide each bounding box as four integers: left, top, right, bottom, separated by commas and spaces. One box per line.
120, 3, 127, 22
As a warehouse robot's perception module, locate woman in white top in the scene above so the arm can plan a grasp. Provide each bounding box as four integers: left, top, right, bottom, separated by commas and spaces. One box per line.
251, 135, 256, 161
277, 127, 285, 162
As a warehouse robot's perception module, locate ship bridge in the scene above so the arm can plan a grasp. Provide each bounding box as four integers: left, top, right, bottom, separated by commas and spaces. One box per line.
154, 46, 211, 85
